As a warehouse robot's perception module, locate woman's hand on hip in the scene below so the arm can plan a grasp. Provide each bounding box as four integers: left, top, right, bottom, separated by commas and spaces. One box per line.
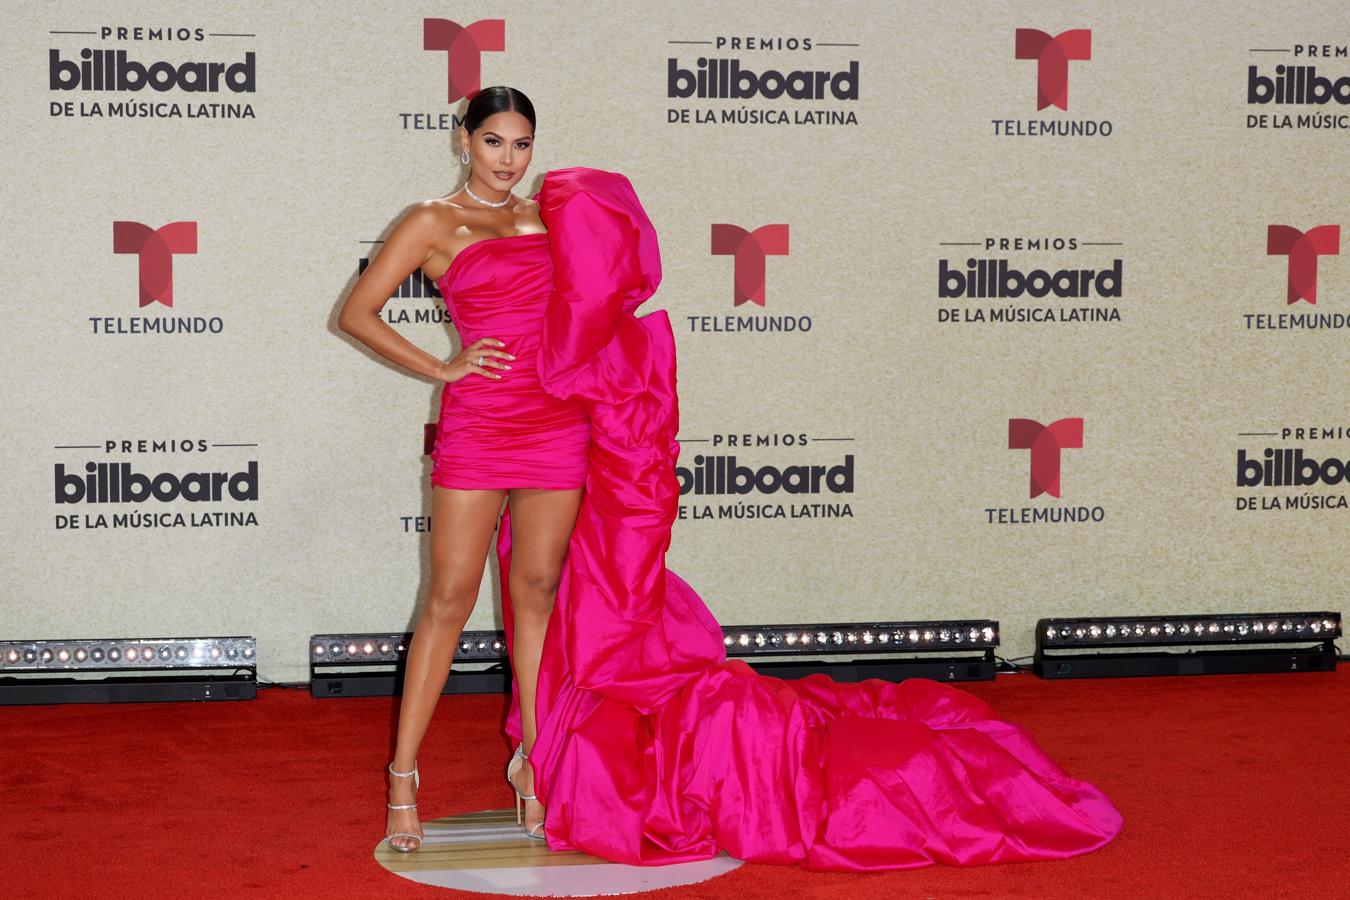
438, 337, 515, 383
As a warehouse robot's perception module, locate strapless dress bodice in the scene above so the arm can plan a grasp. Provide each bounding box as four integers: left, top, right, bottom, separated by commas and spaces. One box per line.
428, 230, 589, 491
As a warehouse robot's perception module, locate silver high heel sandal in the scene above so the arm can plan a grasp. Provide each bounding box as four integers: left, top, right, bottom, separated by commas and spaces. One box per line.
505, 744, 546, 840
385, 761, 422, 852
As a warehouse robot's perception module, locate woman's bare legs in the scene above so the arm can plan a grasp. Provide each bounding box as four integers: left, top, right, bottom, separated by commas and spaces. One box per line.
504, 486, 584, 835
386, 485, 506, 850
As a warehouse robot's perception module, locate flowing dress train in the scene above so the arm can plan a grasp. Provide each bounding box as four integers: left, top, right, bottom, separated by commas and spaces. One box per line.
491, 167, 1122, 871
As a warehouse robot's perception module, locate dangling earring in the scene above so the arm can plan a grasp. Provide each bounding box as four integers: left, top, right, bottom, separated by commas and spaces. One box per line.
460, 150, 470, 165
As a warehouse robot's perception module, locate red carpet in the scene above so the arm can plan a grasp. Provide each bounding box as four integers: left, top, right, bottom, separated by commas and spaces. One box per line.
2, 667, 1346, 899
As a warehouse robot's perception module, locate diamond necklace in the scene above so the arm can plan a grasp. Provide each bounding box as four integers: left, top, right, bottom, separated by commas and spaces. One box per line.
463, 180, 513, 208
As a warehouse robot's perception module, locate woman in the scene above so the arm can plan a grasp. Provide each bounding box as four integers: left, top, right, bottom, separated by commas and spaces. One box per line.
344, 85, 1124, 870
338, 86, 567, 850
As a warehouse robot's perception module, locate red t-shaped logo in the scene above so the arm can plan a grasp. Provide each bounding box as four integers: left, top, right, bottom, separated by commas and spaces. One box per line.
424, 18, 506, 103
1009, 418, 1084, 499
710, 224, 789, 307
1015, 28, 1092, 111
1267, 224, 1340, 304
112, 220, 198, 308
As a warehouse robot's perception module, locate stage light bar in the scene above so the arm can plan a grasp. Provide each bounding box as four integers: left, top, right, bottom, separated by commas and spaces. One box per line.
309, 630, 508, 698
722, 621, 998, 655
1035, 611, 1341, 679
1041, 613, 1340, 648
0, 637, 256, 671
0, 636, 257, 705
722, 620, 1000, 683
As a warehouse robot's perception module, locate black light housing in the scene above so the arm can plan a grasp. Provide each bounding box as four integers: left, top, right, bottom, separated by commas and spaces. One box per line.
1034, 612, 1341, 679
0, 636, 257, 705
308, 630, 508, 698
723, 620, 1000, 683
310, 619, 1003, 696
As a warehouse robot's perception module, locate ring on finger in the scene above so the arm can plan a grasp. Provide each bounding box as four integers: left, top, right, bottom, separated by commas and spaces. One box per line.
476, 355, 484, 366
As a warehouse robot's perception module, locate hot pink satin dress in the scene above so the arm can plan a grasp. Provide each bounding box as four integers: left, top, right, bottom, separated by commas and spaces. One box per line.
431, 232, 589, 490
488, 167, 1123, 871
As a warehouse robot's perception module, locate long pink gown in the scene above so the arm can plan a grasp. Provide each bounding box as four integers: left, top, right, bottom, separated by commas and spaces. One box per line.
485, 167, 1122, 871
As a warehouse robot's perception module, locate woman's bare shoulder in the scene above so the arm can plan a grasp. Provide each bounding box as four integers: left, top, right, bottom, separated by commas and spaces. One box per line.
382, 197, 453, 239
411, 195, 469, 225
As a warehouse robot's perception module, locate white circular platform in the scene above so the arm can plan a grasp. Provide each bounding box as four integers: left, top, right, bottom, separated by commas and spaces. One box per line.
375, 808, 743, 896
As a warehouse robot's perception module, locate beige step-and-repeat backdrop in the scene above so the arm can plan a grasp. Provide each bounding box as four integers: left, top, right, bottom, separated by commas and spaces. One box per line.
3, 2, 1346, 682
